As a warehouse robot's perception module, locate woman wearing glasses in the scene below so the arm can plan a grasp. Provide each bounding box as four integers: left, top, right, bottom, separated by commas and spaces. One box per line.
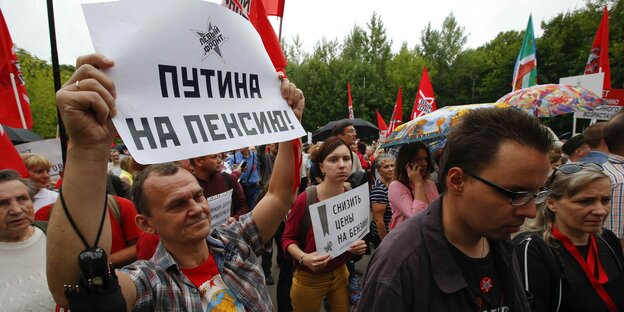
388, 142, 439, 230
513, 163, 624, 312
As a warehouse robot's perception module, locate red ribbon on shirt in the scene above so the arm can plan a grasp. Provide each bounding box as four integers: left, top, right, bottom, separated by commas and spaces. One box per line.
552, 226, 617, 312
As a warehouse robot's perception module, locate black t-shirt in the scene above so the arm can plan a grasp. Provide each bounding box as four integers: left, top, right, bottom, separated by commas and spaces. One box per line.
449, 241, 509, 312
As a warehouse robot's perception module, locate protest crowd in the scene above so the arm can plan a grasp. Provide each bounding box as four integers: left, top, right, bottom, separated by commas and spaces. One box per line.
2, 1, 624, 312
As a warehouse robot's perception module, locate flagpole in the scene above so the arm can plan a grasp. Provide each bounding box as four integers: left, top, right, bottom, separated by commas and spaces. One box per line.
9, 73, 27, 128
278, 17, 283, 42
46, 0, 68, 164
278, 0, 285, 42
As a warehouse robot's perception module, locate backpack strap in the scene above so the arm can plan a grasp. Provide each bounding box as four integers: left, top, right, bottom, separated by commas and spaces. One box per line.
299, 185, 317, 249
32, 220, 48, 234
107, 195, 123, 227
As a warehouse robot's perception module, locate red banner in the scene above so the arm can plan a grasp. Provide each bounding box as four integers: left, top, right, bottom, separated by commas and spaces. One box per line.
0, 9, 32, 129
411, 67, 437, 120
0, 125, 29, 177
585, 6, 611, 90
225, 0, 287, 73
260, 0, 285, 17
388, 87, 403, 134
603, 89, 624, 107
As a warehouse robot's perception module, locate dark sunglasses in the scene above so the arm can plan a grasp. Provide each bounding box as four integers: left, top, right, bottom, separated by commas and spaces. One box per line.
546, 162, 604, 187
464, 171, 550, 206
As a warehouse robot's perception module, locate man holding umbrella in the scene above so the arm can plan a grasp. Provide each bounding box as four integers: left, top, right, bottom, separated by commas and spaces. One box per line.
331, 120, 363, 173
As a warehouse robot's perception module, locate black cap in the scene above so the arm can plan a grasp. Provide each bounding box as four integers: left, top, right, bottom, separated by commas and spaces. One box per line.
562, 134, 586, 156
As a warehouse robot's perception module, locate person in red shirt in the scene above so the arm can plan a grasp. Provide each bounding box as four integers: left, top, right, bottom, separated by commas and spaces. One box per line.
35, 195, 142, 267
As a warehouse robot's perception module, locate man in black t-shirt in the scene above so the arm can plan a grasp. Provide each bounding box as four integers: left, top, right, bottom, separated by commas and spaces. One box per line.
359, 108, 552, 311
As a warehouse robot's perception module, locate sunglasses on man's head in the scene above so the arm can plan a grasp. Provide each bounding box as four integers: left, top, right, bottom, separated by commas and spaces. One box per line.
546, 162, 604, 188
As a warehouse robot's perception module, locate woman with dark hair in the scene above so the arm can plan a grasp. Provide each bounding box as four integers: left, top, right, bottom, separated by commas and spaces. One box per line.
388, 141, 439, 230
514, 163, 624, 312
282, 137, 367, 312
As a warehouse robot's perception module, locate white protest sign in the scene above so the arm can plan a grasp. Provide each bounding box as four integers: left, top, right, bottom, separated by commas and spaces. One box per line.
308, 184, 370, 258
208, 189, 233, 227
15, 138, 63, 179
82, 0, 305, 164
573, 105, 622, 121
559, 73, 604, 98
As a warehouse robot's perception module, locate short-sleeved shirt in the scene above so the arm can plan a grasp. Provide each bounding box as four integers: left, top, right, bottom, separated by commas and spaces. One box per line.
603, 154, 624, 239
227, 151, 259, 185
369, 179, 392, 238
121, 213, 271, 312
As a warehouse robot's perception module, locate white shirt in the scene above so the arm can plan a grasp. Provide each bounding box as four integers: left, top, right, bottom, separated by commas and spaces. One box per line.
0, 227, 56, 311
300, 152, 309, 178
33, 188, 58, 211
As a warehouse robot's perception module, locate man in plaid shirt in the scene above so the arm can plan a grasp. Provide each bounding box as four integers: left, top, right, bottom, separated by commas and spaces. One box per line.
46, 54, 305, 312
603, 112, 624, 251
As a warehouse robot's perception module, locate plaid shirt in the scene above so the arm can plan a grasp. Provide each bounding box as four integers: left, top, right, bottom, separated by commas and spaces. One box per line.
604, 154, 624, 239
121, 213, 271, 311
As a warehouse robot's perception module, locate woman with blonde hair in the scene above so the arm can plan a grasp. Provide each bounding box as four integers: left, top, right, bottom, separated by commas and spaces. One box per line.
119, 156, 135, 186
514, 163, 624, 312
20, 153, 58, 211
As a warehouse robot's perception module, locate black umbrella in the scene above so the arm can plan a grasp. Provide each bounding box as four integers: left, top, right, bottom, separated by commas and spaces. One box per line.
312, 118, 379, 143
3, 125, 43, 144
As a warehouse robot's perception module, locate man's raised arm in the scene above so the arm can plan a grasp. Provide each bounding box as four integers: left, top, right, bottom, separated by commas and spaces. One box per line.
252, 73, 305, 242
46, 54, 135, 309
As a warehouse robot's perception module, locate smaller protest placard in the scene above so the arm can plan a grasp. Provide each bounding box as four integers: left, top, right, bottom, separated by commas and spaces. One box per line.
208, 189, 233, 227
308, 184, 370, 258
15, 138, 63, 179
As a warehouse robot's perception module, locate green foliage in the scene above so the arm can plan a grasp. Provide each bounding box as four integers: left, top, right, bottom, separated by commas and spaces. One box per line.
17, 0, 624, 140
283, 1, 622, 138
17, 49, 74, 138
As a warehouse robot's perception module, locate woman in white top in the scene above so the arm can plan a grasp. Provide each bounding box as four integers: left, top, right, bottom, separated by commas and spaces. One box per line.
20, 153, 58, 211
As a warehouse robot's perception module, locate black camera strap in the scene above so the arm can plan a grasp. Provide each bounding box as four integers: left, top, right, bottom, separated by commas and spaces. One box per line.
59, 186, 108, 249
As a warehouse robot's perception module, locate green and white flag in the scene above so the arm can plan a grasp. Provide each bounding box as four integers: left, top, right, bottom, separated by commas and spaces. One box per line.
512, 15, 537, 91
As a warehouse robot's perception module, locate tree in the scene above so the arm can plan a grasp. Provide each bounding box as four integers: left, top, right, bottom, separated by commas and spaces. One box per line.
17, 49, 75, 138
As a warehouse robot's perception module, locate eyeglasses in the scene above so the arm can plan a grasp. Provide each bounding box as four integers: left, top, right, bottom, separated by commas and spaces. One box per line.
546, 162, 604, 187
464, 171, 550, 206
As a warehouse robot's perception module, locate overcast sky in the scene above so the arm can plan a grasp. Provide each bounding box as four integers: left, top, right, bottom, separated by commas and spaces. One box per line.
1, 0, 588, 65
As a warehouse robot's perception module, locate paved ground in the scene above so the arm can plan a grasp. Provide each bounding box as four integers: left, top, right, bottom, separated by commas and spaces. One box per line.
264, 240, 372, 311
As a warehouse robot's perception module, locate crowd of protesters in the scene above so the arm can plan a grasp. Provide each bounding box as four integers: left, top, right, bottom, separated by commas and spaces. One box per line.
1, 53, 624, 312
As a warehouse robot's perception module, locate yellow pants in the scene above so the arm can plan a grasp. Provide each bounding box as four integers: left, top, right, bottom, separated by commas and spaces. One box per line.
290, 265, 350, 312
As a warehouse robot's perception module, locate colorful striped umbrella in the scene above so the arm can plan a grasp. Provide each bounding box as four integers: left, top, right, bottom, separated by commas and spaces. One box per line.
381, 103, 510, 148
496, 84, 604, 117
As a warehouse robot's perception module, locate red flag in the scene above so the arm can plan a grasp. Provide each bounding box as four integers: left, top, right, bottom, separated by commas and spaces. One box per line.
411, 67, 437, 120
388, 87, 403, 134
0, 10, 32, 129
584, 6, 611, 90
376, 111, 388, 131
0, 125, 29, 177
223, 0, 288, 73
376, 111, 388, 140
347, 82, 354, 119
260, 0, 285, 17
